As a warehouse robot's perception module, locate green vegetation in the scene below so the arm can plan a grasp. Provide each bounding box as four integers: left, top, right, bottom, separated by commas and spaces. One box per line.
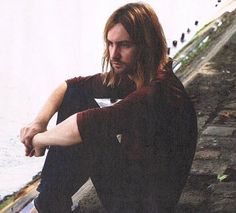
0, 193, 16, 210
0, 173, 41, 211
173, 21, 213, 60
173, 9, 236, 76
176, 36, 211, 74
217, 173, 228, 182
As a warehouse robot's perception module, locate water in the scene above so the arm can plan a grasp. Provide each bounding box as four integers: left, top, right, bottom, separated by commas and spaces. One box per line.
0, 0, 235, 200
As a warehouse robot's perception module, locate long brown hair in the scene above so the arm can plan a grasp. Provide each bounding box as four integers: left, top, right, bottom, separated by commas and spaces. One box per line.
102, 2, 168, 88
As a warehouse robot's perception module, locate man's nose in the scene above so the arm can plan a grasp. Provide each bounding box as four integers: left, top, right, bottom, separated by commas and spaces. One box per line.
110, 45, 121, 60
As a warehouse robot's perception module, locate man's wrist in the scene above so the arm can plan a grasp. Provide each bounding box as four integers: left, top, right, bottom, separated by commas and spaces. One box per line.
33, 119, 48, 128
32, 133, 45, 149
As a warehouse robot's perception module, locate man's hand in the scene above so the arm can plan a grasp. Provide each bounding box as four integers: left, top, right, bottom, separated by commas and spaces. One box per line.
25, 146, 46, 157
20, 122, 47, 157
20, 82, 67, 156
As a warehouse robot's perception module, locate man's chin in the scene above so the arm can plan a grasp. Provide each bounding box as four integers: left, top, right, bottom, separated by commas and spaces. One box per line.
113, 68, 125, 75
113, 67, 132, 76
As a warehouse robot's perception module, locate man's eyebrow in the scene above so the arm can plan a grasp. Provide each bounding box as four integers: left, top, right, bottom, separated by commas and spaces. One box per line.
107, 39, 134, 44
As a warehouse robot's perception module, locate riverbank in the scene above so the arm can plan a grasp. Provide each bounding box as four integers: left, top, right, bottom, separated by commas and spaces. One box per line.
176, 8, 236, 213
0, 174, 40, 213
1, 7, 236, 213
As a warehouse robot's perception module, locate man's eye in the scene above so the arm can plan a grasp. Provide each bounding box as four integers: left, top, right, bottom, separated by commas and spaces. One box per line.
107, 42, 113, 47
120, 42, 131, 48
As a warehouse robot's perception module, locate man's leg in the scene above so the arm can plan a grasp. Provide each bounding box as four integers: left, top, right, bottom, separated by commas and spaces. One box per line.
34, 144, 91, 212
90, 142, 196, 213
91, 152, 148, 213
90, 138, 128, 213
34, 85, 99, 213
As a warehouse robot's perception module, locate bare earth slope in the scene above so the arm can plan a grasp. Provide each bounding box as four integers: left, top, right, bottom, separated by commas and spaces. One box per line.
176, 9, 236, 213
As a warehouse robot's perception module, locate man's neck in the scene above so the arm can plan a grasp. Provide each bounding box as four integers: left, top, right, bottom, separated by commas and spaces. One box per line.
128, 74, 143, 89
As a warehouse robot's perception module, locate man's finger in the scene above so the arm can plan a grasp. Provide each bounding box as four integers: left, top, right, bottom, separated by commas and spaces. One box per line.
25, 146, 34, 156
20, 128, 26, 142
28, 149, 35, 157
24, 136, 33, 148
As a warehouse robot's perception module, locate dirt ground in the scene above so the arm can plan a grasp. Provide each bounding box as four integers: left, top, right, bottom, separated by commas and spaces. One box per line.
175, 9, 236, 213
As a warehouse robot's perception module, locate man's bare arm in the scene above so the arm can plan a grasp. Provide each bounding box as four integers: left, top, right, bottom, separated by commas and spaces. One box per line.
33, 82, 68, 126
32, 114, 82, 156
20, 82, 68, 156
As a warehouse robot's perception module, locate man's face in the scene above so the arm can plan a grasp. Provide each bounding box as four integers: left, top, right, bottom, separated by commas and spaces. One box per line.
107, 23, 137, 75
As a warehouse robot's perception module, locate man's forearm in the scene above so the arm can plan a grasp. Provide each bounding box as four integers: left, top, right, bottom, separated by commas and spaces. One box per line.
32, 114, 82, 148
20, 82, 68, 156
33, 82, 68, 126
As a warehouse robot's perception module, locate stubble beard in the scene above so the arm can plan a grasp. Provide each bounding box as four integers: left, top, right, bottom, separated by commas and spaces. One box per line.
110, 60, 135, 77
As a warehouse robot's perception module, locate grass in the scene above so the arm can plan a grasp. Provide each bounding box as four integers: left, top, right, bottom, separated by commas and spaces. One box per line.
176, 37, 211, 74
173, 10, 234, 75
172, 8, 236, 76
0, 193, 16, 210
173, 21, 213, 60
0, 173, 41, 211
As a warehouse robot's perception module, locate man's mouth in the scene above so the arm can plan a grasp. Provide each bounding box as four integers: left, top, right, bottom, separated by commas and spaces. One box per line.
111, 61, 123, 69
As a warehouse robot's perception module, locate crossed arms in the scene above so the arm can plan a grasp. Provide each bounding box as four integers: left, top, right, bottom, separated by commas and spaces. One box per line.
20, 82, 81, 157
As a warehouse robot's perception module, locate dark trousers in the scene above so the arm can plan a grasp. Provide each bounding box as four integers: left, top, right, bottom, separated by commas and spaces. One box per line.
35, 85, 144, 213
35, 85, 196, 213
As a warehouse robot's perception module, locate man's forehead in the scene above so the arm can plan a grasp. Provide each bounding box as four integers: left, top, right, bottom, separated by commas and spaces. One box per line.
107, 23, 131, 42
